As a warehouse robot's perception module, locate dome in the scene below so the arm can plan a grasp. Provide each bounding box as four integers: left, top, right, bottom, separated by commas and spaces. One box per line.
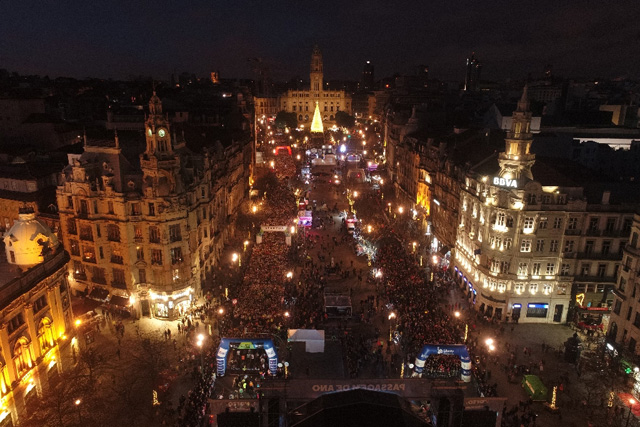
3, 210, 59, 268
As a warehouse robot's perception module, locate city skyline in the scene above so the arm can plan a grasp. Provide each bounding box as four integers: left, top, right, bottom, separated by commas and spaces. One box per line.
1, 0, 639, 82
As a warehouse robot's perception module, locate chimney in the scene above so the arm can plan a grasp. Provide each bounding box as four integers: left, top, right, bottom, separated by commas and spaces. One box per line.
602, 190, 611, 205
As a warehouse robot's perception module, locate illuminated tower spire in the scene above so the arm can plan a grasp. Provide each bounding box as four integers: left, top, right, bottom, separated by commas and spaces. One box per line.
498, 85, 536, 182
311, 101, 324, 133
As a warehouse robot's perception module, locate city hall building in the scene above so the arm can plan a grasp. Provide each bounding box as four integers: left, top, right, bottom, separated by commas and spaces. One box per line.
454, 88, 636, 324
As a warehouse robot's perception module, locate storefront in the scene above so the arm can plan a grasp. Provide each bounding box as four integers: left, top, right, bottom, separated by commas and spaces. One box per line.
150, 288, 194, 320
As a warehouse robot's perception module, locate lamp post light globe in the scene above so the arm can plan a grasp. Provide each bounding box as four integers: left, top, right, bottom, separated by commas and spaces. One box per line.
454, 311, 461, 318
218, 307, 224, 315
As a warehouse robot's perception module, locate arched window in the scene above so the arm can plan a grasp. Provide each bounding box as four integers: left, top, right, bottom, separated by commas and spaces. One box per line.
38, 317, 54, 354
13, 337, 32, 378
304, 115, 309, 121
298, 115, 303, 121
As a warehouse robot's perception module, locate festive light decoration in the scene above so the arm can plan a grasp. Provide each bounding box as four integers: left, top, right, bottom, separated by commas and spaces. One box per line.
311, 101, 324, 133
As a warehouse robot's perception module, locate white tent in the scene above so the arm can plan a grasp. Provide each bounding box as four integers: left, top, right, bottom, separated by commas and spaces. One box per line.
288, 329, 325, 353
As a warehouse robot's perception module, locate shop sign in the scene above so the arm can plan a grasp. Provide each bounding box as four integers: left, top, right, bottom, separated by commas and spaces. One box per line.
493, 177, 518, 188
261, 225, 287, 232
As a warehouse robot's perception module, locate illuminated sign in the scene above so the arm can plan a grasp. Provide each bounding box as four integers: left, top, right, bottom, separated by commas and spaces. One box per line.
528, 303, 549, 309
512, 304, 522, 308
493, 177, 518, 188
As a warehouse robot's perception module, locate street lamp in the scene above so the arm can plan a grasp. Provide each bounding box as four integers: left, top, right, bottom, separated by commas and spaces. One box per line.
196, 338, 204, 374
232, 252, 241, 267
454, 311, 461, 318
74, 399, 82, 424
627, 398, 637, 427
388, 312, 396, 341
398, 206, 404, 214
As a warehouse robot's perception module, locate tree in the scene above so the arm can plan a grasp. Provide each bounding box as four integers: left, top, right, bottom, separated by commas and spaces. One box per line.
335, 111, 355, 129
275, 111, 297, 129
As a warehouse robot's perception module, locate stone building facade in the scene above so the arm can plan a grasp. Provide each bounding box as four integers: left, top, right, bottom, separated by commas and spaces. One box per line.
56, 94, 249, 320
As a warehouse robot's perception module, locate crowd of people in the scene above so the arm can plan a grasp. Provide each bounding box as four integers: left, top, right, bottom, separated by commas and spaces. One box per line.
375, 237, 465, 379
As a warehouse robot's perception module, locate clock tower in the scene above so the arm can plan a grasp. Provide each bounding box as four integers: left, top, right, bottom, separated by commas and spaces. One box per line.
498, 86, 536, 182
310, 45, 324, 95
141, 92, 182, 196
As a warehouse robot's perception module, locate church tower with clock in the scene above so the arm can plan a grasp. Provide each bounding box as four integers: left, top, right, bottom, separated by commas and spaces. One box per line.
141, 92, 183, 196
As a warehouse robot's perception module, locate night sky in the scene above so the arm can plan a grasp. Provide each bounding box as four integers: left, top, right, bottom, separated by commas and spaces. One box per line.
1, 0, 639, 82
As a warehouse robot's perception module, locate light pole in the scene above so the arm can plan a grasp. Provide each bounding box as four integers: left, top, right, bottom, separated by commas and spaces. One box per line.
197, 335, 204, 375
74, 399, 82, 425
388, 312, 396, 341
627, 398, 637, 427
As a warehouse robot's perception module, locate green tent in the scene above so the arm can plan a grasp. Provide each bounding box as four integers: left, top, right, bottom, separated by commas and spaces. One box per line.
522, 375, 548, 401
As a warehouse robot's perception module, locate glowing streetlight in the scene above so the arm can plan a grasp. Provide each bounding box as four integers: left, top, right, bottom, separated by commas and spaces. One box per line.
398, 206, 404, 214
367, 225, 372, 233
218, 307, 224, 315
353, 191, 358, 198
75, 319, 81, 327
286, 271, 293, 279
244, 240, 249, 251
485, 338, 494, 346
388, 312, 396, 341
75, 399, 81, 406
252, 205, 257, 213
284, 311, 290, 318
454, 311, 461, 318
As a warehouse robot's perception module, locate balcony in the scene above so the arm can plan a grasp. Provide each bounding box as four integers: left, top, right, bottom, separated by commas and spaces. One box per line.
564, 229, 581, 236
107, 235, 121, 243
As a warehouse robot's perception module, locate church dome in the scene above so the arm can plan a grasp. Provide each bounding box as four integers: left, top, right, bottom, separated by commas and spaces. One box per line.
3, 209, 59, 268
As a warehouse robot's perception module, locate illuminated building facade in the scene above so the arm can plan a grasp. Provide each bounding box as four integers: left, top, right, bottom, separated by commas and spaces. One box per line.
609, 214, 640, 356
278, 46, 351, 126
57, 94, 249, 320
0, 209, 73, 425
454, 88, 635, 324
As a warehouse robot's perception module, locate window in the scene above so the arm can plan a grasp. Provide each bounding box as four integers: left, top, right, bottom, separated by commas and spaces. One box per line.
567, 217, 578, 230
518, 263, 528, 276
520, 239, 532, 252
67, 218, 77, 235
111, 247, 123, 264
553, 217, 563, 229
523, 217, 534, 231
34, 295, 48, 312
536, 239, 545, 252
504, 238, 512, 250
496, 212, 505, 227
550, 240, 558, 252
149, 203, 155, 216
113, 269, 126, 287
606, 218, 616, 232
67, 196, 73, 209
149, 226, 160, 243
561, 263, 570, 276
170, 247, 183, 265
136, 246, 144, 261
8, 314, 25, 334
589, 217, 599, 231
613, 300, 622, 315
539, 217, 548, 229
602, 241, 611, 255
93, 200, 98, 214
623, 218, 633, 234
564, 240, 574, 253
169, 224, 182, 242
529, 284, 538, 294
581, 263, 590, 276
134, 225, 143, 240
92, 267, 105, 284
139, 269, 146, 284
532, 263, 541, 275
597, 264, 606, 277
80, 225, 93, 241
527, 193, 537, 204
131, 203, 141, 216
108, 201, 114, 214
543, 284, 553, 295
526, 303, 548, 318
107, 224, 120, 242
83, 245, 96, 263
70, 239, 80, 256
546, 263, 555, 275
151, 249, 163, 265
585, 240, 594, 254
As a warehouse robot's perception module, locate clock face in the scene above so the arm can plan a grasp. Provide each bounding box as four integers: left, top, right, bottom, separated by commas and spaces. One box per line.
158, 129, 166, 138
147, 129, 152, 136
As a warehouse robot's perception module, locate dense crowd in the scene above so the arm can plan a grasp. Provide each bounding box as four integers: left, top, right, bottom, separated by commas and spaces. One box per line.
374, 236, 465, 378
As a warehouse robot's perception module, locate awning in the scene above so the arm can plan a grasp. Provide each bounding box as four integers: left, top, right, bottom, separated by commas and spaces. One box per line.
109, 295, 129, 307
438, 246, 450, 256
88, 287, 109, 301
